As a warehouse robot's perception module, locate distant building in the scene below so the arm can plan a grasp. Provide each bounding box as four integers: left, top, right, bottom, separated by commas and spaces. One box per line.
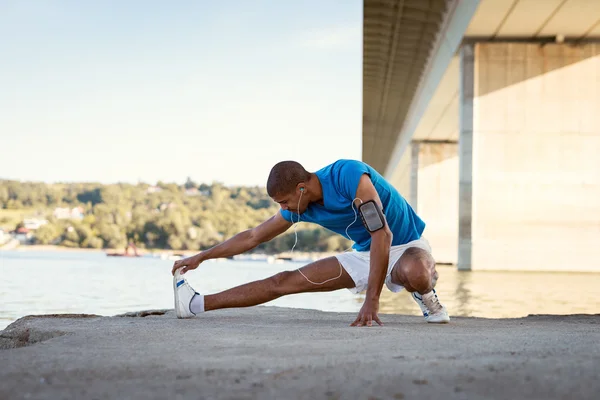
147, 186, 163, 194
184, 188, 202, 196
14, 227, 33, 244
23, 218, 48, 230
53, 206, 84, 220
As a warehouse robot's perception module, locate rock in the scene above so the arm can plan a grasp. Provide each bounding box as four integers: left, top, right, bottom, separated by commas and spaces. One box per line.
115, 309, 169, 318
0, 307, 599, 399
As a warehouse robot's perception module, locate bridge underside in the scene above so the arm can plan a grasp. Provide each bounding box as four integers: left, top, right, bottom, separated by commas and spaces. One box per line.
363, 0, 450, 173
363, 0, 600, 271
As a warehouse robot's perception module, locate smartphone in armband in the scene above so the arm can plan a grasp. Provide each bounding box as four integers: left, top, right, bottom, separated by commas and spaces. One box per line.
358, 200, 386, 232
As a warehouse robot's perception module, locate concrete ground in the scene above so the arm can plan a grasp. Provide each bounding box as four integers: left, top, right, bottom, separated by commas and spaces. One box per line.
1, 307, 599, 400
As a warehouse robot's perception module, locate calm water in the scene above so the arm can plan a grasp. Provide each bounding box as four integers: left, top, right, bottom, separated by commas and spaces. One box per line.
1, 250, 599, 330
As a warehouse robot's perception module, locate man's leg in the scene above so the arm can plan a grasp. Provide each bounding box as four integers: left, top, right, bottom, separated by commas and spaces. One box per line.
204, 257, 356, 311
389, 247, 437, 294
389, 247, 449, 323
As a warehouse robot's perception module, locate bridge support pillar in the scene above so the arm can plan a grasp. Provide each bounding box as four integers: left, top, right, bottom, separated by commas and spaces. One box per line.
458, 43, 474, 271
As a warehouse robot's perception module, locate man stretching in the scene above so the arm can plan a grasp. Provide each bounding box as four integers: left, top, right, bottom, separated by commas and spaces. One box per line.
172, 159, 449, 326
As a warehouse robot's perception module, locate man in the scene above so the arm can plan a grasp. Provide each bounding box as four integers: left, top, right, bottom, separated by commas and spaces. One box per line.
172, 159, 449, 326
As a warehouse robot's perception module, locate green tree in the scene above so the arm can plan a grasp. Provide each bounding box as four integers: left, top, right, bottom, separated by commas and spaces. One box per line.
34, 224, 60, 245
184, 177, 197, 190
6, 199, 23, 209
97, 223, 126, 249
77, 188, 102, 206
168, 235, 183, 250
82, 236, 103, 249
64, 227, 80, 244
323, 235, 350, 252
0, 186, 10, 207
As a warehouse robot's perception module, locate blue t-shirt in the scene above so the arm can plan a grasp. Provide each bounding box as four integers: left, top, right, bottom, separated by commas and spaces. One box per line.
280, 159, 425, 251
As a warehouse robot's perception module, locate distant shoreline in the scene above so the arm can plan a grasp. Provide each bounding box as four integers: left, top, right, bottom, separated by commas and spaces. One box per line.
4, 245, 105, 253
0, 244, 336, 261
0, 245, 193, 256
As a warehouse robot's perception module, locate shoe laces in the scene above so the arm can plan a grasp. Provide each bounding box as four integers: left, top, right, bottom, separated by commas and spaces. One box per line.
422, 292, 444, 314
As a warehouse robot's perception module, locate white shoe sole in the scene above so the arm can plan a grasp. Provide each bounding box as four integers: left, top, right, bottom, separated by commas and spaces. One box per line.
426, 316, 450, 324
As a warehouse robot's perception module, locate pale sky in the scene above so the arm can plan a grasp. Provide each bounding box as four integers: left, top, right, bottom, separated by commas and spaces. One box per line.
0, 0, 362, 186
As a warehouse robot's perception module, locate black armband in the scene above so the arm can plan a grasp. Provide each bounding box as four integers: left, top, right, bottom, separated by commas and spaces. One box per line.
358, 200, 386, 232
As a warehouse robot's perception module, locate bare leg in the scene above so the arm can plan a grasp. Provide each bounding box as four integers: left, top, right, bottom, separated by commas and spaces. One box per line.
389, 247, 449, 322
389, 247, 437, 295
204, 257, 356, 311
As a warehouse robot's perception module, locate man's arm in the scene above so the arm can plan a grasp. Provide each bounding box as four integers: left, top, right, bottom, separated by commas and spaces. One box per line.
171, 213, 293, 275
350, 174, 393, 327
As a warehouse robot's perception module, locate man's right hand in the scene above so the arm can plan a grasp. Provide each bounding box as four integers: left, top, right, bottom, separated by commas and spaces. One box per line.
171, 254, 203, 275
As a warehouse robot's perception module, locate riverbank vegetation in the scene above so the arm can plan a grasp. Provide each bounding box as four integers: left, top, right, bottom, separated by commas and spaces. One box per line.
0, 179, 350, 253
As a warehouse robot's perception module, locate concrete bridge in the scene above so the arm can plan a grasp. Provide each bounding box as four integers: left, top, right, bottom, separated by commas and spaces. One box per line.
363, 0, 600, 271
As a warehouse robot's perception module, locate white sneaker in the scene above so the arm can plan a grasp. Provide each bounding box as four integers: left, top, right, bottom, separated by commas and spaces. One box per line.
411, 289, 450, 323
173, 269, 198, 319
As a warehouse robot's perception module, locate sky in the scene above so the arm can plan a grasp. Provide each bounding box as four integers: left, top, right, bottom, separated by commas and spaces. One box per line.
0, 0, 362, 186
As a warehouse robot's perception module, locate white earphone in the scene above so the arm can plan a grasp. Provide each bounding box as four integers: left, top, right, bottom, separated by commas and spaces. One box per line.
290, 186, 362, 286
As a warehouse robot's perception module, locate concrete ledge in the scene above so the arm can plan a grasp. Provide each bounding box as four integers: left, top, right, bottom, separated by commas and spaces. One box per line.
1, 307, 599, 399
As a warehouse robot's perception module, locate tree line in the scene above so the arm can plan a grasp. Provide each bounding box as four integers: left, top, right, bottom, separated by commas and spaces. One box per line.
0, 179, 350, 253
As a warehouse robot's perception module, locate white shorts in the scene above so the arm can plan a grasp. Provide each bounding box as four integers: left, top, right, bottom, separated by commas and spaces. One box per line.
335, 237, 432, 294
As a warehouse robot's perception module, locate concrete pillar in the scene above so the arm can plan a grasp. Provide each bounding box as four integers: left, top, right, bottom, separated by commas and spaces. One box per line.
471, 42, 600, 272
458, 43, 474, 271
410, 142, 420, 211
416, 141, 459, 265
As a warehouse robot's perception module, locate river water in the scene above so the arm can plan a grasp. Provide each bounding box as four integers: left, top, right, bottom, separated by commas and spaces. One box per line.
1, 250, 598, 329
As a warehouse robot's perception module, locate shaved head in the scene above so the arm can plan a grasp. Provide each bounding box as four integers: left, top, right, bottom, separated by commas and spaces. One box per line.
267, 161, 310, 197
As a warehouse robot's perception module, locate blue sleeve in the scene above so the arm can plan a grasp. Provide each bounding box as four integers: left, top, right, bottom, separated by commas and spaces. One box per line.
335, 160, 371, 201
280, 209, 293, 223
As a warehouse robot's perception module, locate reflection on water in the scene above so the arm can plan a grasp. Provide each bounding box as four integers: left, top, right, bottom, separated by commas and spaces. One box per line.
1, 250, 599, 330
378, 266, 600, 318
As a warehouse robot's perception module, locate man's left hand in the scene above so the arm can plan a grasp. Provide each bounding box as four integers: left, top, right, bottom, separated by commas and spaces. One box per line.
351, 298, 383, 327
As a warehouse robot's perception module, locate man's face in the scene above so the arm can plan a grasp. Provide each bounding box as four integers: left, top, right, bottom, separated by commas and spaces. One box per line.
272, 189, 308, 214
